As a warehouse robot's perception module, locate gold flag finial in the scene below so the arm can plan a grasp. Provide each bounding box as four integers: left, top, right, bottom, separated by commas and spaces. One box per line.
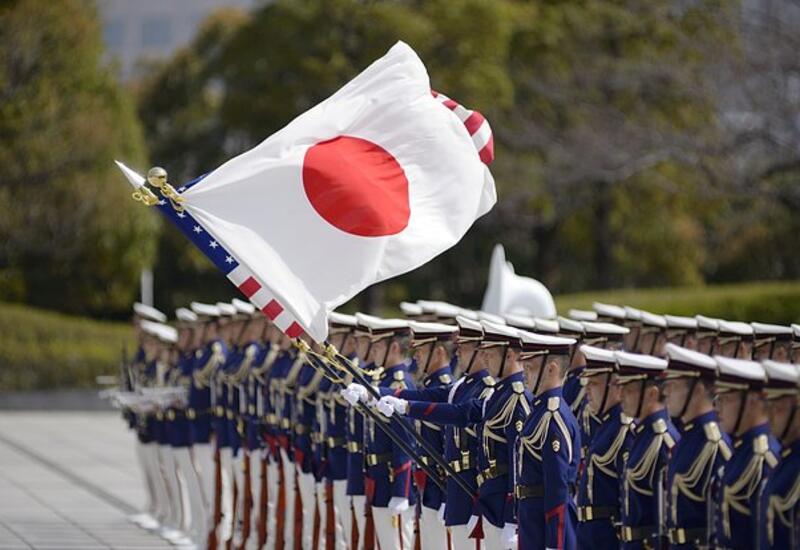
147, 166, 185, 211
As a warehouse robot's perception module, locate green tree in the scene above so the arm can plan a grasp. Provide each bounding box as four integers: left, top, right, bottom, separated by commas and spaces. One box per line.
0, 0, 157, 316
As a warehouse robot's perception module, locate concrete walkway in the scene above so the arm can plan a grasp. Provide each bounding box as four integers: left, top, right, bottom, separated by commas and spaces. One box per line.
0, 412, 172, 550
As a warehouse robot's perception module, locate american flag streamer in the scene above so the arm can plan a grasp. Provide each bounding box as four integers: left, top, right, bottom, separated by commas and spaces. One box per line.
152, 174, 306, 339
431, 90, 494, 165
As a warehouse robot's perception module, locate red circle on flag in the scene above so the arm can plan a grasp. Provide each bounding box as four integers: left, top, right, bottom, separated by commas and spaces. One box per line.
302, 136, 410, 237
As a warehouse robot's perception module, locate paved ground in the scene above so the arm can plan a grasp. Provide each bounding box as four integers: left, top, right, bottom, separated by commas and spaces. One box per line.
0, 412, 172, 550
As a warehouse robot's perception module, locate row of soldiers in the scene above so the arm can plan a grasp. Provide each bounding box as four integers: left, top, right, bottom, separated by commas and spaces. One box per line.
119, 298, 800, 550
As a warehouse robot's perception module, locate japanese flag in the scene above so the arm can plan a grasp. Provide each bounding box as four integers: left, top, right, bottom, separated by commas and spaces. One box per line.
176, 41, 496, 341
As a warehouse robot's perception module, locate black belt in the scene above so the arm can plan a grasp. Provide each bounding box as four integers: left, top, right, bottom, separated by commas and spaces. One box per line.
476, 463, 508, 486
365, 452, 392, 466
620, 525, 658, 542
577, 505, 617, 522
514, 484, 543, 499
668, 527, 706, 545
448, 455, 474, 472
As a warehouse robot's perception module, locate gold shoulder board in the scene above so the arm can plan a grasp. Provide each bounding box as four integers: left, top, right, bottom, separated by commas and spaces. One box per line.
439, 373, 452, 384
483, 375, 496, 387
394, 370, 405, 381
703, 421, 721, 443
652, 418, 667, 434
512, 381, 524, 394
547, 396, 560, 412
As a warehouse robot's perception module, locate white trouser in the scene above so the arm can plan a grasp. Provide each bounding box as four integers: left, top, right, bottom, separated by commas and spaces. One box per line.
372, 506, 415, 550
265, 458, 279, 550
279, 448, 296, 550
175, 447, 207, 547
296, 470, 316, 549
159, 445, 182, 531
146, 443, 170, 524
331, 481, 349, 550
351, 494, 367, 550
315, 482, 327, 550
219, 447, 235, 544
134, 441, 156, 517
192, 443, 215, 528
481, 522, 503, 550
419, 506, 448, 550
233, 450, 246, 547
450, 523, 479, 549
246, 449, 264, 550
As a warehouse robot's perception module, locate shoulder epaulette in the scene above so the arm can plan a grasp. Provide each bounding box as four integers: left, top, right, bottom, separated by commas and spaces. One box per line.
620, 413, 633, 426
652, 418, 667, 434
439, 373, 452, 384
393, 370, 405, 381
212, 341, 223, 354
547, 396, 560, 412
483, 375, 496, 387
512, 381, 525, 394
703, 421, 722, 443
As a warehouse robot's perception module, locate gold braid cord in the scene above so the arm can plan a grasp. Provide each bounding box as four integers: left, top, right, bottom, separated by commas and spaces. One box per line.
767, 474, 800, 545
587, 418, 632, 503
721, 434, 777, 539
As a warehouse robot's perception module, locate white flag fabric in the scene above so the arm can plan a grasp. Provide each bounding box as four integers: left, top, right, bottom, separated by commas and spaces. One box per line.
178, 41, 496, 341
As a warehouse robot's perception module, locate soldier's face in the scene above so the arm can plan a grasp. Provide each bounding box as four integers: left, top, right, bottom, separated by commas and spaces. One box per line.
522, 356, 544, 391
455, 342, 477, 372
766, 395, 797, 439
412, 344, 432, 371
663, 378, 690, 419
586, 373, 617, 414
716, 390, 744, 434
753, 342, 772, 361
695, 336, 715, 354
771, 342, 790, 362
619, 381, 642, 419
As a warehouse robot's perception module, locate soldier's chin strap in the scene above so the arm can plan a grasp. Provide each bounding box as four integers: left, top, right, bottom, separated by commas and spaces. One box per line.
496, 344, 509, 380
532, 353, 551, 396
779, 398, 798, 441
732, 389, 748, 436
461, 343, 479, 376
598, 372, 611, 415
676, 376, 700, 421
422, 341, 437, 378
381, 336, 394, 369
635, 379, 648, 420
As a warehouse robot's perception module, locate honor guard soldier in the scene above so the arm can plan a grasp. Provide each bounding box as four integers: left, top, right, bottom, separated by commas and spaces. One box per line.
664, 315, 699, 350
515, 331, 580, 550
713, 356, 781, 550
662, 343, 732, 549
378, 314, 492, 548
574, 322, 630, 452
714, 320, 754, 359
378, 319, 530, 549
576, 345, 634, 550
752, 322, 794, 362
129, 303, 168, 531
357, 316, 418, 550
759, 359, 800, 549
622, 306, 644, 352
188, 301, 225, 543
636, 311, 668, 356
614, 350, 679, 550
319, 313, 358, 550
171, 307, 209, 547
387, 320, 458, 549
694, 315, 721, 355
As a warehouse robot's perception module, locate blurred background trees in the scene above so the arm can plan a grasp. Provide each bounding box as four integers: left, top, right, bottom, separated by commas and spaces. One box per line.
2, 0, 799, 319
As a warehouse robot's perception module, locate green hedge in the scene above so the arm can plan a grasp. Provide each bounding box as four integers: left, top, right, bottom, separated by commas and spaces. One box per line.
555, 280, 800, 324
1, 280, 798, 390
0, 302, 134, 391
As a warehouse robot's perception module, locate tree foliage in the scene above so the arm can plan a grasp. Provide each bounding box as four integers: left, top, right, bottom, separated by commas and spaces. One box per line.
0, 0, 157, 316
131, 0, 800, 312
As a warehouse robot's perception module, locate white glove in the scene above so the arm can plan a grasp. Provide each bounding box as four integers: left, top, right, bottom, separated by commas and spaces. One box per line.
501, 523, 518, 549
466, 514, 479, 534
379, 395, 408, 416
341, 383, 368, 406
376, 396, 396, 417
437, 503, 446, 523
388, 496, 409, 514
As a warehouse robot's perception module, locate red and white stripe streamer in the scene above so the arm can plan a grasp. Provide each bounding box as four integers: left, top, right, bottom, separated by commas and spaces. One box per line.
227, 265, 306, 338
431, 90, 494, 165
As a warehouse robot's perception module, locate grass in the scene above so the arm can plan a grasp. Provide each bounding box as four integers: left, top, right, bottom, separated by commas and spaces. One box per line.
554, 280, 800, 324
0, 302, 134, 391
0, 279, 798, 390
